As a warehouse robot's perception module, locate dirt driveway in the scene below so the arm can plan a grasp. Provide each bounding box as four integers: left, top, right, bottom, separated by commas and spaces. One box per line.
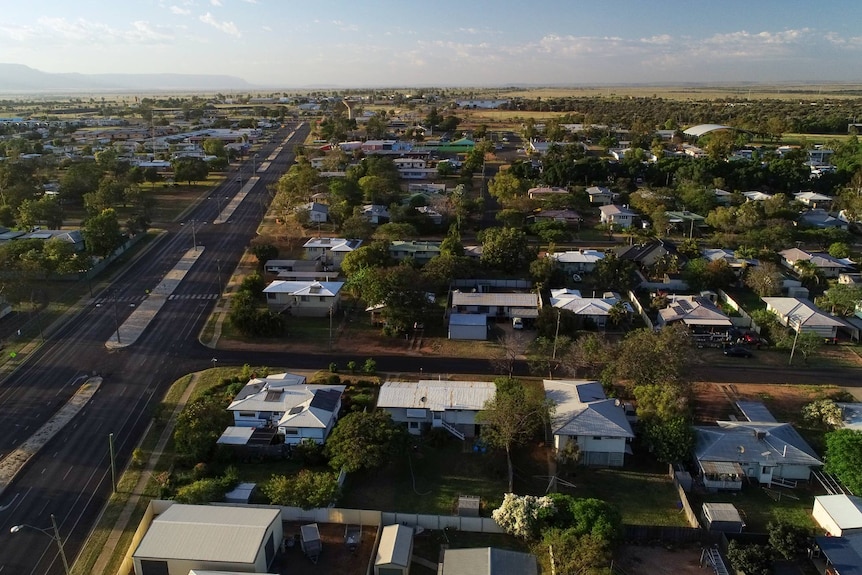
615, 544, 707, 575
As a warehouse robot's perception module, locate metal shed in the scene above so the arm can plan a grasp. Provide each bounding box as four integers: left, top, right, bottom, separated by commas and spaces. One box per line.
702, 502, 745, 533
375, 524, 414, 575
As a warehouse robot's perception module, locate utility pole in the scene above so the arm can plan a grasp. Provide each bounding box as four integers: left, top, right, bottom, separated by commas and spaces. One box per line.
109, 433, 116, 493
191, 219, 197, 251
50, 514, 71, 575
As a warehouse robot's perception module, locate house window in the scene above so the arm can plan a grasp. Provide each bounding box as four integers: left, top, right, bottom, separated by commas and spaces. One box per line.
592, 436, 603, 440
300, 295, 309, 302
319, 296, 326, 302
239, 411, 255, 418
409, 422, 419, 429
266, 293, 276, 300
285, 429, 299, 435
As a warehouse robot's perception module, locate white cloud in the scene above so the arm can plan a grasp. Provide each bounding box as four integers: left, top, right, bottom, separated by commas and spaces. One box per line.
331, 20, 358, 33
27, 17, 172, 45
169, 6, 191, 15
210, 0, 223, 5
261, 25, 272, 32
199, 12, 241, 37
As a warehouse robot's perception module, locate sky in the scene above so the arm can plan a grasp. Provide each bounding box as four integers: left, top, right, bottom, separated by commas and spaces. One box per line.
2, 0, 862, 88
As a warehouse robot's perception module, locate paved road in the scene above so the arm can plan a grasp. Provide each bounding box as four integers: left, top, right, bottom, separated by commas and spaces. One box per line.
0, 123, 309, 575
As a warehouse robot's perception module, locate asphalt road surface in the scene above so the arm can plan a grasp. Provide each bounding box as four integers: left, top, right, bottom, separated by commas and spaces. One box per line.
0, 123, 310, 575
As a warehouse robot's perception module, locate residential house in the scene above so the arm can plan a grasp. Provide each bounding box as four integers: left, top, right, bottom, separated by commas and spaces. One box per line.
657, 295, 733, 334
132, 503, 283, 575
815, 534, 862, 575
362, 204, 391, 224
795, 191, 833, 209
264, 259, 338, 281
798, 209, 848, 230
225, 372, 344, 444
376, 380, 497, 439
742, 190, 773, 202
529, 209, 582, 225
838, 272, 862, 285
416, 205, 443, 225
779, 248, 854, 278
586, 186, 613, 206
302, 237, 362, 269
762, 297, 846, 340
550, 289, 630, 329
544, 380, 634, 467
713, 188, 733, 205
298, 201, 329, 223
665, 210, 707, 235
440, 547, 538, 575
694, 401, 822, 491
527, 186, 569, 201
263, 280, 344, 317
450, 290, 541, 320
551, 249, 605, 275
702, 248, 757, 275
389, 240, 441, 264
616, 240, 680, 269
599, 204, 637, 229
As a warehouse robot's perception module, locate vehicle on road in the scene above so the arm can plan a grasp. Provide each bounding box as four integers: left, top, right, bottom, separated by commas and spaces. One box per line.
723, 346, 753, 358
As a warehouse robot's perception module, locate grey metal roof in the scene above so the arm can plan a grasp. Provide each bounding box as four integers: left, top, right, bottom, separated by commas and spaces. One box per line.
449, 313, 488, 326
736, 401, 777, 423
703, 503, 743, 524
452, 291, 538, 308
442, 547, 538, 575
133, 504, 279, 563
377, 380, 496, 412
695, 421, 822, 466
545, 380, 634, 439
816, 534, 862, 575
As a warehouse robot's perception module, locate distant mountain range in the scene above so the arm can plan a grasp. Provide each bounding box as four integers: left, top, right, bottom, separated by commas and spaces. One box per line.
0, 64, 254, 93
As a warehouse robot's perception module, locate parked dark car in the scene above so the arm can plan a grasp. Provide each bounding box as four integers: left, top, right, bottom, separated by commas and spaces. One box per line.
723, 346, 753, 358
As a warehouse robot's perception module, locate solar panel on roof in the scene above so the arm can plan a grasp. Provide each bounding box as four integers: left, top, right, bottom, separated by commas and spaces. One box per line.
288, 405, 304, 415
310, 389, 341, 412
264, 390, 282, 402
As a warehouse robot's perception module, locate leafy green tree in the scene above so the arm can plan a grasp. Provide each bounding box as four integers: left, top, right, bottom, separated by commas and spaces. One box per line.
775, 329, 822, 364
542, 530, 612, 575
816, 284, 862, 317
768, 520, 809, 560
641, 416, 695, 463
59, 161, 103, 204
828, 241, 851, 259
172, 157, 209, 185
594, 252, 637, 291
802, 399, 843, 429
173, 394, 234, 462
491, 493, 555, 540
745, 262, 783, 297
825, 429, 862, 494
487, 170, 525, 204
477, 377, 554, 492
560, 333, 613, 379
262, 470, 340, 509
339, 242, 392, 278
250, 243, 278, 268
82, 208, 123, 258
726, 541, 773, 575
479, 226, 537, 274
609, 325, 691, 388
273, 157, 321, 212
324, 410, 406, 473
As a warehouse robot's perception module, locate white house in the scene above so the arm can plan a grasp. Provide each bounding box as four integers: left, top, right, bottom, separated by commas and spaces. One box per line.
377, 380, 497, 439
298, 201, 329, 223
389, 240, 441, 263
415, 205, 444, 225
551, 249, 605, 274
544, 380, 634, 467
263, 280, 344, 317
599, 204, 637, 229
586, 186, 613, 206
813, 494, 862, 537
451, 290, 541, 320
527, 186, 569, 200
742, 190, 773, 202
550, 289, 630, 329
302, 237, 362, 269
226, 372, 344, 444
132, 503, 283, 575
763, 297, 846, 340
779, 248, 854, 278
713, 188, 733, 205
657, 295, 733, 332
794, 191, 833, 209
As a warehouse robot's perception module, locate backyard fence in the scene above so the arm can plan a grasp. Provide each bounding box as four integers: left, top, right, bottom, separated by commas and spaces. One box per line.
627, 290, 653, 329
673, 473, 701, 528
718, 290, 759, 333
623, 524, 716, 544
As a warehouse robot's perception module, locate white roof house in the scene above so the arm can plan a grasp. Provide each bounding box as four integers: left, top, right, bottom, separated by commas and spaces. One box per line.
544, 380, 634, 467
527, 186, 569, 199
451, 290, 541, 318
132, 503, 283, 575
550, 288, 630, 329
599, 204, 637, 228
226, 373, 344, 444
779, 248, 854, 278
551, 249, 605, 273
794, 191, 833, 208
813, 495, 862, 537
587, 186, 614, 205
743, 191, 773, 202
263, 280, 345, 317
658, 295, 733, 329
377, 380, 497, 439
763, 297, 846, 339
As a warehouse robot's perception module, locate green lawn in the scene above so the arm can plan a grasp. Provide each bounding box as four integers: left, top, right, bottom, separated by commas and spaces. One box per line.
690, 485, 817, 533
340, 438, 513, 516
556, 464, 691, 527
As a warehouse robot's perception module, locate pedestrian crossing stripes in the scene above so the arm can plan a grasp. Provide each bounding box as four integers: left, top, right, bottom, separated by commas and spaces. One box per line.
95, 293, 219, 305
167, 293, 220, 301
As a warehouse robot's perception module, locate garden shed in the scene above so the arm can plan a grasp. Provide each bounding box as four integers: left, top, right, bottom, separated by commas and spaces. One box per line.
813, 494, 862, 536
374, 524, 413, 575
702, 503, 745, 533
300, 523, 322, 562
448, 313, 488, 340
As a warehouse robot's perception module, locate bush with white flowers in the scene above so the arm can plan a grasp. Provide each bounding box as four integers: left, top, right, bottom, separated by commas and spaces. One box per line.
492, 493, 556, 539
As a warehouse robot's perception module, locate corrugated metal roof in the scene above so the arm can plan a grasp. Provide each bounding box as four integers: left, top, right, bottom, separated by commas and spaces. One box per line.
545, 380, 634, 439
133, 504, 279, 563
452, 291, 537, 308
442, 547, 538, 575
816, 495, 862, 530
377, 380, 496, 411
375, 524, 413, 567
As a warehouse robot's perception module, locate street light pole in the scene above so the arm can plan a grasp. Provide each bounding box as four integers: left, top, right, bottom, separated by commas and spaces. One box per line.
112, 298, 122, 344
10, 514, 71, 575
191, 219, 197, 251
109, 432, 117, 494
